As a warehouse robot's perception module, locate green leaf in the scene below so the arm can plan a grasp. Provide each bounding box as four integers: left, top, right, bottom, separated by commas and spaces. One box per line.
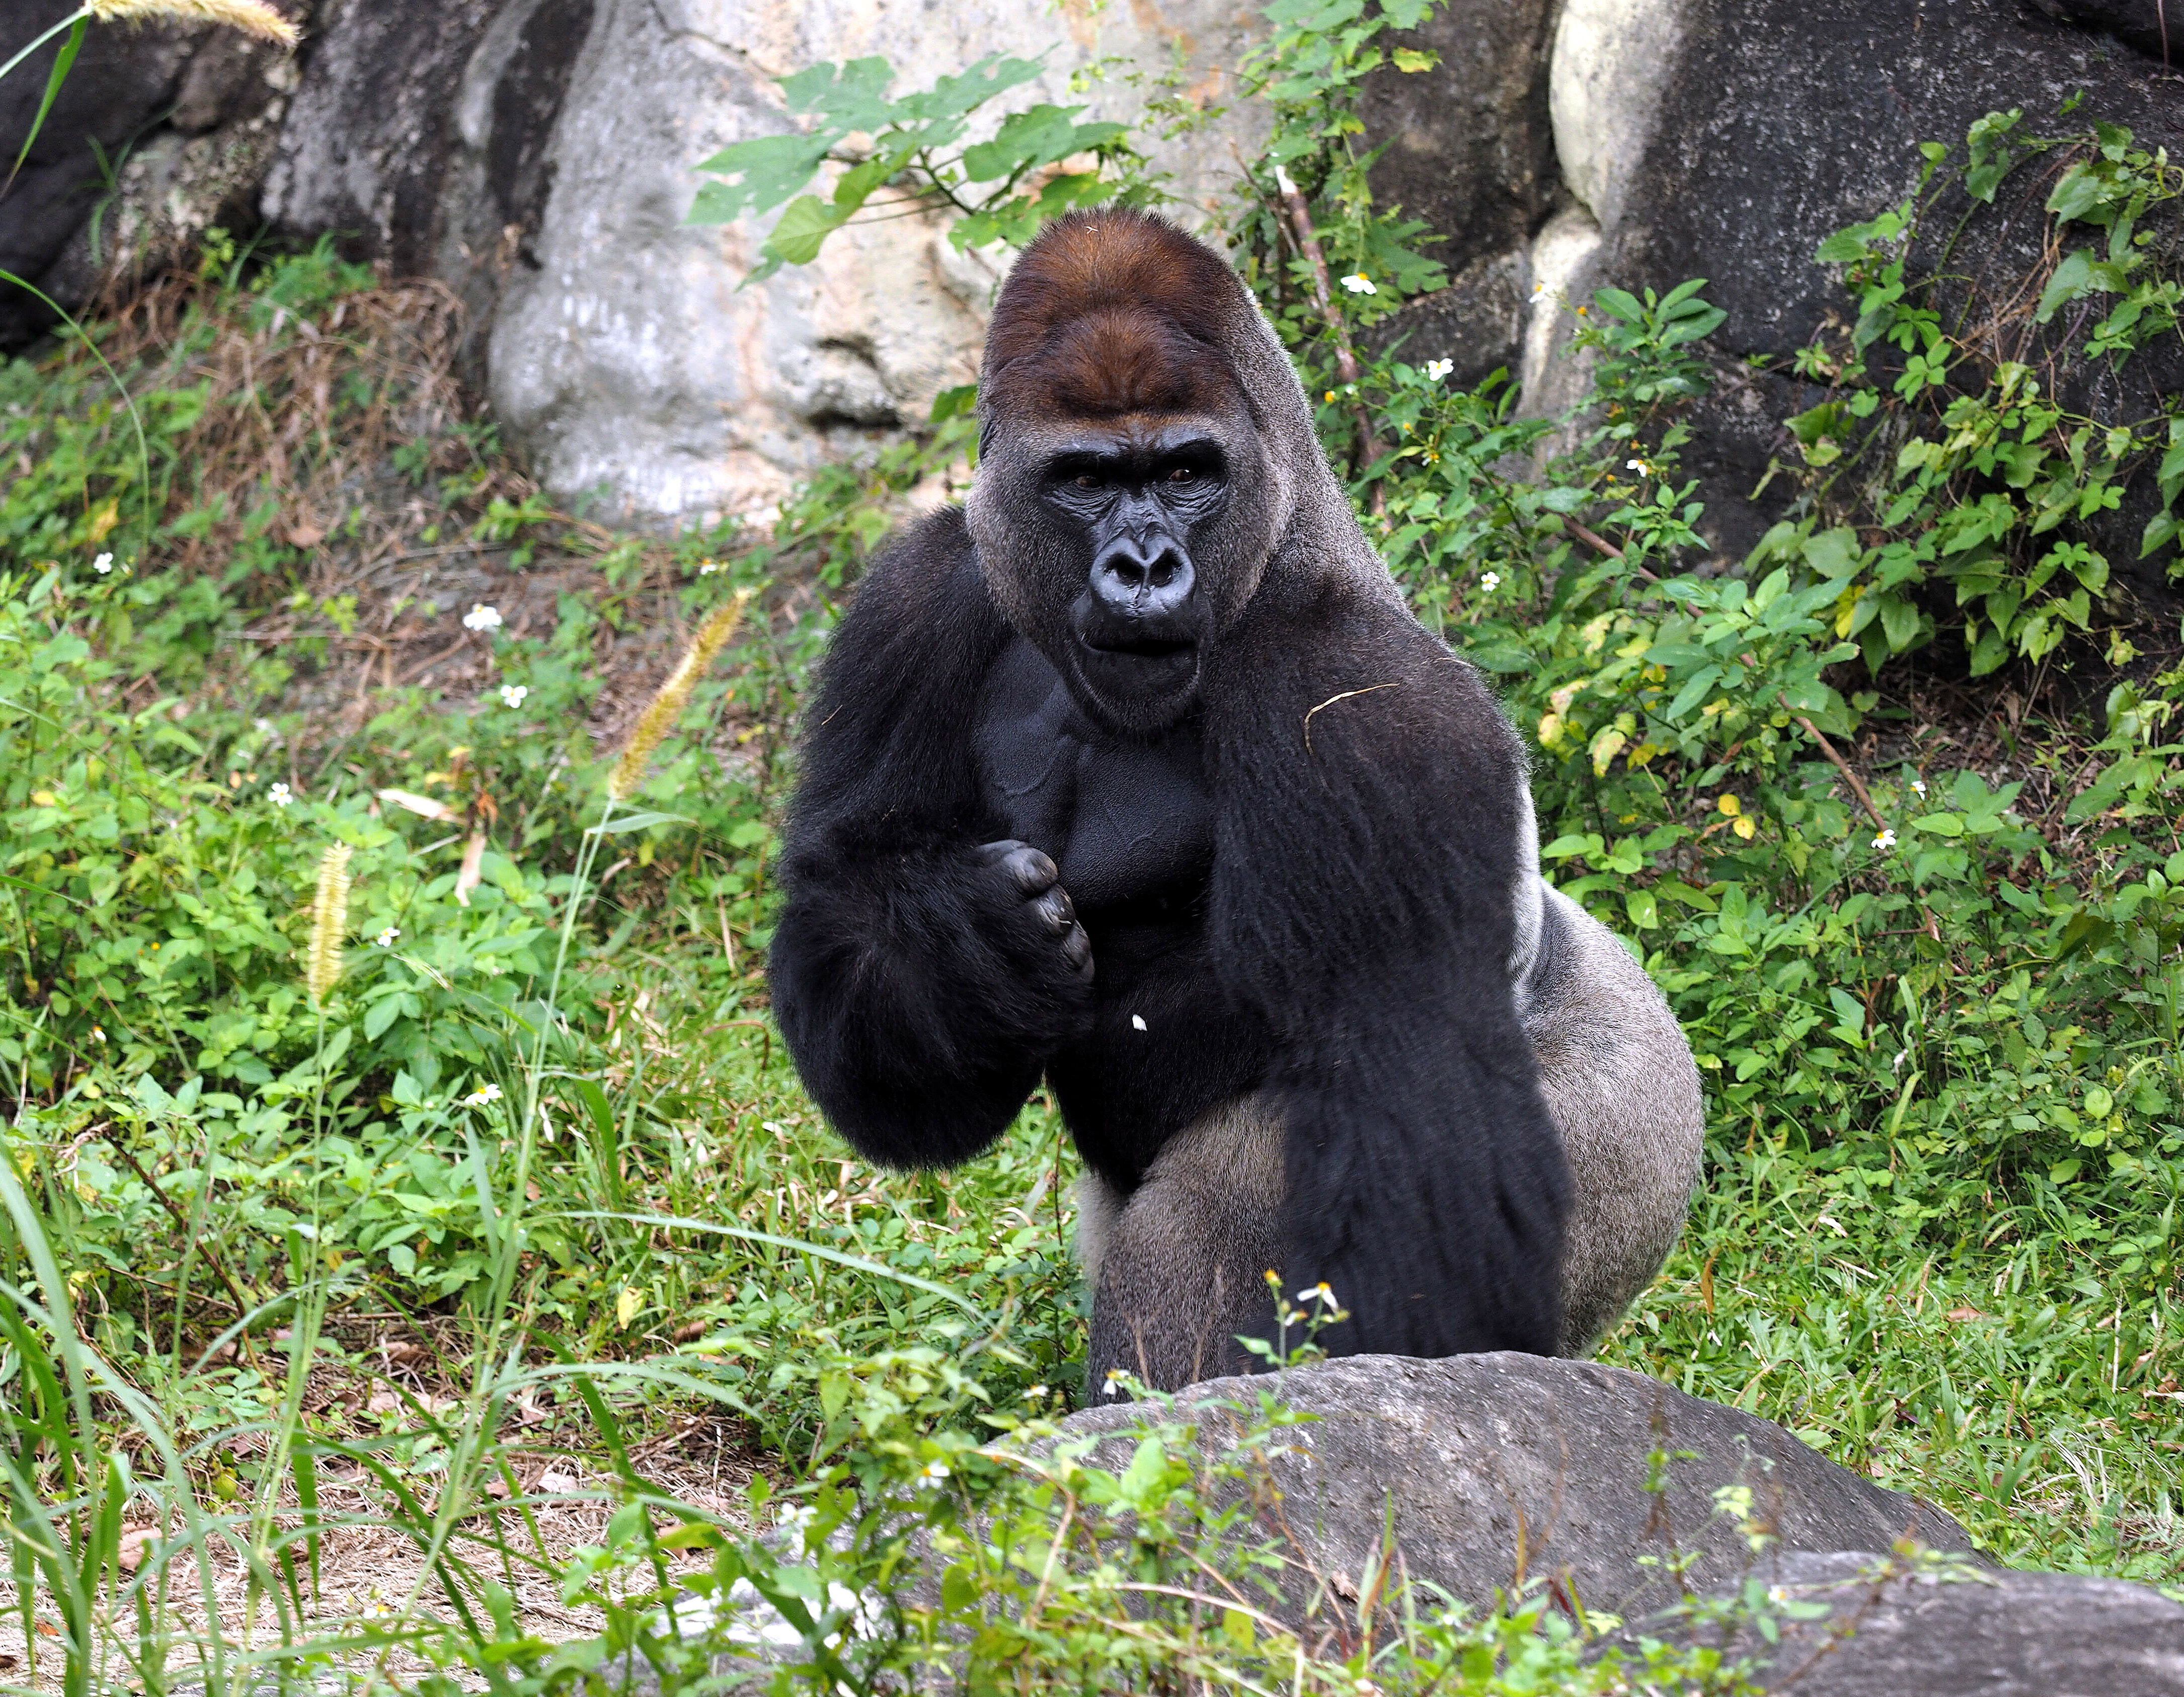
2036, 248, 2096, 323
588, 810, 697, 834
779, 57, 896, 129
1624, 887, 1659, 931
962, 104, 1110, 182
761, 194, 853, 267
1391, 47, 1438, 71
10, 16, 87, 187
687, 133, 836, 223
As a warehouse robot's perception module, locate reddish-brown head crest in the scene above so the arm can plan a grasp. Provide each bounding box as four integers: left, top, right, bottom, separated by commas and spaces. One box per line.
981, 209, 1251, 422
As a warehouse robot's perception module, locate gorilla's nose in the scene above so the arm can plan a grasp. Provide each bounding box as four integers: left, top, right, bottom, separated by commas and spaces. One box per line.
1088, 538, 1196, 625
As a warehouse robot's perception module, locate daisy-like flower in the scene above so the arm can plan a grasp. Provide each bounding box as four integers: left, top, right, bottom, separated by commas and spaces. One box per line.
1872, 828, 1897, 851
499, 683, 529, 709
374, 927, 400, 948
1424, 358, 1454, 382
462, 603, 504, 632
697, 560, 721, 577
1339, 273, 1376, 295
1480, 571, 1502, 593
463, 1083, 503, 1107
1530, 280, 1550, 300
93, 552, 115, 575
1911, 778, 1927, 797
269, 782, 293, 807
1295, 1281, 1338, 1306
1626, 457, 1652, 475
1102, 1371, 1124, 1398
919, 1461, 951, 1481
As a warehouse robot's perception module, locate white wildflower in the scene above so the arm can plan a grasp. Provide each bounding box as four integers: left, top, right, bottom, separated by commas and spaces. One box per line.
1130, 1013, 1148, 1031
268, 782, 293, 807
1102, 1371, 1124, 1398
1480, 571, 1502, 593
374, 927, 400, 948
93, 552, 115, 575
463, 1083, 503, 1107
1423, 358, 1453, 382
1911, 778, 1927, 797
1626, 457, 1651, 474
462, 603, 504, 632
697, 560, 721, 576
1872, 828, 1897, 851
920, 1461, 951, 1481
499, 683, 529, 708
1530, 280, 1550, 299
1339, 273, 1376, 295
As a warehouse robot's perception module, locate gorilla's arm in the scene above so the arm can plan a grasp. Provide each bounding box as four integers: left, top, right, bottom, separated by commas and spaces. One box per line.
1204, 580, 1572, 1358
769, 510, 1094, 1168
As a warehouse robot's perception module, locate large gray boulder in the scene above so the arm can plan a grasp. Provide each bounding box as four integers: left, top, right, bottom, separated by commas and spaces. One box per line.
480, 0, 1267, 525
1056, 1352, 1974, 1621
1534, 0, 2184, 597
1633, 1549, 2184, 1694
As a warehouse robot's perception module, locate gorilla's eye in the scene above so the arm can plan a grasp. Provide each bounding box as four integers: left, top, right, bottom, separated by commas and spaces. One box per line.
1166, 466, 1196, 483
1073, 473, 1103, 490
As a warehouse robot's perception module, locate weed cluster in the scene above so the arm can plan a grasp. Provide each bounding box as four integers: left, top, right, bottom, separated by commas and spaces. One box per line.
1, 0, 2181, 1690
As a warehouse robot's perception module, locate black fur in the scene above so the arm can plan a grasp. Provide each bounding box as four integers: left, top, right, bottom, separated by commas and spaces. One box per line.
771, 524, 1571, 1361
769, 208, 1571, 1371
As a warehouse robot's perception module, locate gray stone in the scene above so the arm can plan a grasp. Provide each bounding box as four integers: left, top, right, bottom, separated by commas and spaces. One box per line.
1531, 0, 2184, 599
1631, 1549, 2184, 1694
1055, 1352, 1975, 1621
0, 0, 204, 344
483, 0, 1270, 524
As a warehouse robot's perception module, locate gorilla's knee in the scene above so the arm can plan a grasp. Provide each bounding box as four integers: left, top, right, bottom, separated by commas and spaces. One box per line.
1086, 1097, 1282, 1394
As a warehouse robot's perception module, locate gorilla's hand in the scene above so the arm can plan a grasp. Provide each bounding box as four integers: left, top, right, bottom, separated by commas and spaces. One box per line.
972, 840, 1095, 984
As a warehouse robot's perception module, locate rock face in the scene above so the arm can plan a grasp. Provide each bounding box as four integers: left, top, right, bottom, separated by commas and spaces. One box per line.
1640, 1549, 2184, 1695
481, 0, 1265, 522
1057, 1352, 1974, 1621
0, 0, 284, 345
1538, 0, 2184, 592
7, 0, 2184, 563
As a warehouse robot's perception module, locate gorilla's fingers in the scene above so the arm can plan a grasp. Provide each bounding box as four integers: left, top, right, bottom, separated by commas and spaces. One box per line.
1061, 922, 1094, 975
976, 839, 1060, 894
1034, 888, 1075, 934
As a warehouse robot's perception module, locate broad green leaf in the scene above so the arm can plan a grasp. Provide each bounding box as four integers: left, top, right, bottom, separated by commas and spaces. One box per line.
761, 194, 852, 267
588, 810, 697, 834
2036, 248, 2095, 323
779, 57, 896, 129
687, 133, 836, 222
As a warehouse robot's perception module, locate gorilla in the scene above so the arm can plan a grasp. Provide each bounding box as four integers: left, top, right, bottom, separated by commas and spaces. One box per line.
769, 209, 1704, 1393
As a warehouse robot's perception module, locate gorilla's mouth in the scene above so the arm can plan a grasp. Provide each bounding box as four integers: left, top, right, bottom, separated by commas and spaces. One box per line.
1083, 632, 1196, 661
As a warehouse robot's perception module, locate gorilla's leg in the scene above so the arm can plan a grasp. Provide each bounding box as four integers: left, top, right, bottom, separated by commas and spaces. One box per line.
1518, 883, 1705, 1355
1081, 1097, 1282, 1394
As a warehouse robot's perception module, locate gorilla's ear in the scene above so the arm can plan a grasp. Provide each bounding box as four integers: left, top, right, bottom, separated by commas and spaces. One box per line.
978, 417, 995, 464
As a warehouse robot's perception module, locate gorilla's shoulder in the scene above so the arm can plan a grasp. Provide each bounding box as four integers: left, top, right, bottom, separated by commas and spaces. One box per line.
861, 505, 979, 603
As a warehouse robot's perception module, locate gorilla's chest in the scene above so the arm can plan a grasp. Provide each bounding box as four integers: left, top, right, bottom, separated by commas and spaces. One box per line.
973, 638, 1212, 914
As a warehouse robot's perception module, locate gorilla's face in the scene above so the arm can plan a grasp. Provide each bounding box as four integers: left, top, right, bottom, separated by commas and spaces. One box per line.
972, 402, 1280, 736
1039, 420, 1227, 727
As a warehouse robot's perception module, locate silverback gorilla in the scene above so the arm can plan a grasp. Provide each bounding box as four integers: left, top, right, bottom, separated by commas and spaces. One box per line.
770, 210, 1704, 1393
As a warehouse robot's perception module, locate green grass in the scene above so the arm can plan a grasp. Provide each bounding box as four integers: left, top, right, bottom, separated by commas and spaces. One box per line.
0, 75, 2181, 1697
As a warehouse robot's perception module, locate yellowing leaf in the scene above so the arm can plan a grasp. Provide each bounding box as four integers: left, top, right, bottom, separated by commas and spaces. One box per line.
1589, 727, 1627, 775
1537, 712, 1564, 748
616, 1286, 644, 1328
85, 499, 119, 545
1732, 815, 1757, 840
1717, 794, 1741, 816
29, 790, 59, 807
1391, 47, 1438, 71
377, 788, 459, 823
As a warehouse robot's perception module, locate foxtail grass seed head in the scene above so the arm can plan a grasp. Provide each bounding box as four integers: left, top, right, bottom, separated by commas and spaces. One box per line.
305, 842, 352, 1006
86, 0, 301, 44
608, 589, 754, 802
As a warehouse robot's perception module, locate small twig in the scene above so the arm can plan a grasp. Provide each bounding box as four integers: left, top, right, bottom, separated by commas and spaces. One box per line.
96, 1125, 267, 1373
1564, 519, 1661, 581
1792, 710, 1888, 830
1302, 682, 1400, 755
1272, 166, 1388, 508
